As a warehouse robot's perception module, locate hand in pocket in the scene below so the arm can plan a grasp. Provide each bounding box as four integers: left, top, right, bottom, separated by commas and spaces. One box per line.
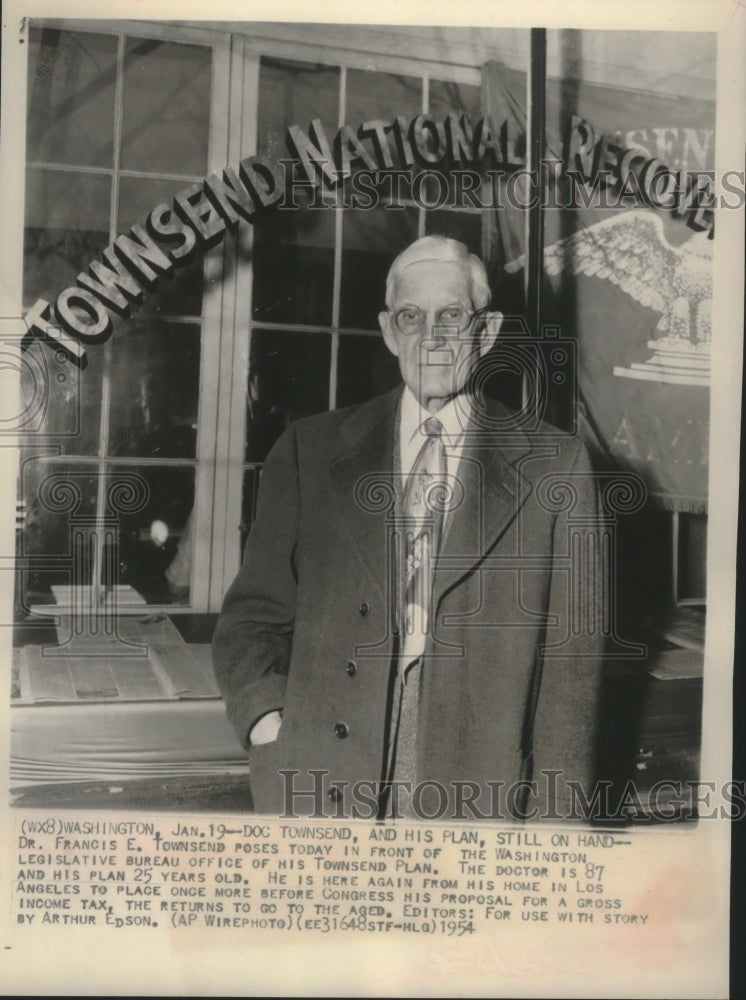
249, 709, 283, 746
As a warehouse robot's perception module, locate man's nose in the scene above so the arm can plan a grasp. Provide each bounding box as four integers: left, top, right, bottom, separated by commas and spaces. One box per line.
424, 317, 459, 340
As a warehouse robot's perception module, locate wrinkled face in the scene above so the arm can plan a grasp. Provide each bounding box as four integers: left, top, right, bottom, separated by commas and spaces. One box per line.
379, 260, 494, 410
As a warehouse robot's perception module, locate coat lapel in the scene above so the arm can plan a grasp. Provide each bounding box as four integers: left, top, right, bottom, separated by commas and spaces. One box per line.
328, 386, 402, 602
433, 400, 533, 608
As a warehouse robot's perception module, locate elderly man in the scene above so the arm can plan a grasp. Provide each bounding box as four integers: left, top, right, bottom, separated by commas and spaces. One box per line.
213, 235, 604, 821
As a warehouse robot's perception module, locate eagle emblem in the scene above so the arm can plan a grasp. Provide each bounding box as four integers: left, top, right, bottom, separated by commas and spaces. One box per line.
505, 210, 712, 386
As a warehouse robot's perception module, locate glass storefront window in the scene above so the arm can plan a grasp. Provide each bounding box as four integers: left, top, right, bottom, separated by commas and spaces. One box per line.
20, 32, 487, 610
18, 25, 215, 610
26, 28, 118, 168
245, 329, 331, 462
121, 37, 212, 176
23, 167, 111, 308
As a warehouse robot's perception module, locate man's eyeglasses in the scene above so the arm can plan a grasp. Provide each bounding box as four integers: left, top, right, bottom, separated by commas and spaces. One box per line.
389, 305, 489, 337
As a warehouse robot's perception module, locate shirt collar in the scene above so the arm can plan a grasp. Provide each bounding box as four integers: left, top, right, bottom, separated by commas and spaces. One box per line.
400, 385, 472, 447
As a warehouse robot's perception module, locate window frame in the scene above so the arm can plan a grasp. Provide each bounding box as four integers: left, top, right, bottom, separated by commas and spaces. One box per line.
20, 19, 233, 614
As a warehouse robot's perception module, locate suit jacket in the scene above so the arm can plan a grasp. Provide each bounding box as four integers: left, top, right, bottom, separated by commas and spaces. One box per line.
212, 385, 604, 819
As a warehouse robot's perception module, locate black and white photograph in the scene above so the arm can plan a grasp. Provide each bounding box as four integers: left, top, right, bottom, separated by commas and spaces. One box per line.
0, 0, 741, 995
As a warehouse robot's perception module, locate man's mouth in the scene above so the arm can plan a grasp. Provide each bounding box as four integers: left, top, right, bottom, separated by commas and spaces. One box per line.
421, 343, 457, 366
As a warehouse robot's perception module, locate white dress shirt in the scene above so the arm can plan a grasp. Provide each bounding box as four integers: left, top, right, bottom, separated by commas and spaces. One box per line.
398, 387, 472, 664
399, 385, 472, 490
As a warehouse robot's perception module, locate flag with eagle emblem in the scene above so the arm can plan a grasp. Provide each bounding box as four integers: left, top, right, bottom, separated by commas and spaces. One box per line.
482, 57, 714, 513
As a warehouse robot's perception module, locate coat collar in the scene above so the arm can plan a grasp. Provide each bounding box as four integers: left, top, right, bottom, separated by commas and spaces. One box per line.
328, 385, 535, 605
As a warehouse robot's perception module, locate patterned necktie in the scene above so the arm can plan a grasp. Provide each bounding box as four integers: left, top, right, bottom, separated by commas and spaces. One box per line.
382, 415, 446, 818
400, 415, 446, 668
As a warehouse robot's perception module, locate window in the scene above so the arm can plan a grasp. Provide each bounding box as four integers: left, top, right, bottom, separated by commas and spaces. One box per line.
17, 24, 707, 620
16, 24, 488, 613
18, 24, 230, 613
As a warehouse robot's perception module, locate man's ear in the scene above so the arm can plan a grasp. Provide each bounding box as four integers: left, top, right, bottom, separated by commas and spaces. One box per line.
479, 311, 503, 358
379, 310, 400, 358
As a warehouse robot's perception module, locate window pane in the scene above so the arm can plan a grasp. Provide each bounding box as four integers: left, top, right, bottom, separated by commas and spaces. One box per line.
106, 464, 195, 604
345, 68, 422, 201
117, 175, 204, 317
336, 334, 402, 408
428, 79, 482, 127
19, 339, 104, 456
254, 57, 340, 327
240, 467, 262, 558
24, 167, 111, 308
246, 329, 331, 461
678, 513, 707, 601
340, 204, 419, 329
425, 209, 482, 256
252, 202, 335, 326
257, 57, 340, 163
27, 27, 117, 169
121, 37, 212, 175
346, 68, 422, 131
108, 319, 200, 459
426, 79, 484, 203
17, 460, 99, 609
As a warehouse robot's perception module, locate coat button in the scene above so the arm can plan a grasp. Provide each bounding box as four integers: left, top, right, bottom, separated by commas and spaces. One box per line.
334, 722, 349, 739
359, 601, 370, 616
328, 786, 342, 803
345, 661, 357, 677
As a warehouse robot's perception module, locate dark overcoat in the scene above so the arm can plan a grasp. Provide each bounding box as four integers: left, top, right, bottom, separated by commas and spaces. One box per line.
212, 385, 604, 820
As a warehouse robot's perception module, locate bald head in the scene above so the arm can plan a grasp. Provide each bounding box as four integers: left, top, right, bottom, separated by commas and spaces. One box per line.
385, 235, 491, 311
